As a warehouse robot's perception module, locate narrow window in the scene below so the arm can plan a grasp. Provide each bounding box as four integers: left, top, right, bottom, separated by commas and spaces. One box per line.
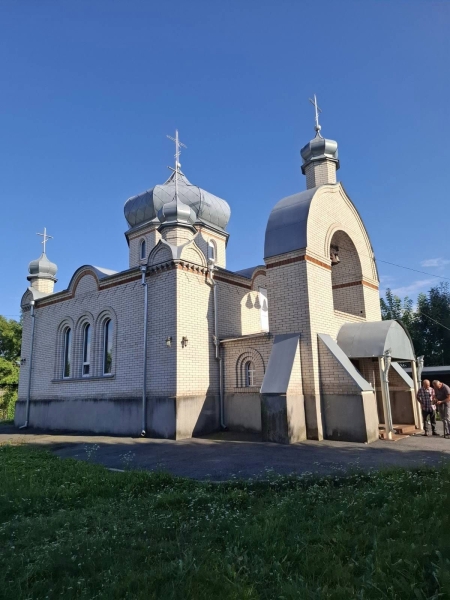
82, 324, 91, 376
63, 328, 72, 378
140, 239, 146, 260
245, 361, 255, 387
207, 240, 216, 262
103, 319, 113, 375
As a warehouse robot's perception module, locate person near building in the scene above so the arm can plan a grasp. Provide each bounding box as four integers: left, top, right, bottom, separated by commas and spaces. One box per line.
417, 380, 438, 436
432, 380, 450, 439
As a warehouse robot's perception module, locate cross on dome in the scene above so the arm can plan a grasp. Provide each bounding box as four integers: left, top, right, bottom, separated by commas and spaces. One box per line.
36, 227, 53, 254
308, 94, 322, 134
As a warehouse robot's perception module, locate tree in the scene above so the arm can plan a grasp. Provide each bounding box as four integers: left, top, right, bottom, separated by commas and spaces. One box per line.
380, 289, 415, 330
0, 316, 21, 420
0, 316, 22, 362
413, 283, 450, 366
380, 284, 450, 366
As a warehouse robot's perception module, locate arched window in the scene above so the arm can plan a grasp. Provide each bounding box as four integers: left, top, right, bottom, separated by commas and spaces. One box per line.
207, 240, 216, 262
140, 239, 146, 260
82, 324, 91, 376
103, 319, 113, 375
245, 361, 255, 387
63, 328, 72, 378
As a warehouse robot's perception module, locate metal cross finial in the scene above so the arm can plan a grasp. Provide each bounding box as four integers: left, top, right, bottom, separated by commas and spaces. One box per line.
36, 227, 53, 254
167, 129, 187, 200
309, 94, 322, 134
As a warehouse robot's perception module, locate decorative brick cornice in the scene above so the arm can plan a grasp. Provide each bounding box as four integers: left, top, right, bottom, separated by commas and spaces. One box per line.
332, 280, 379, 291
266, 254, 331, 271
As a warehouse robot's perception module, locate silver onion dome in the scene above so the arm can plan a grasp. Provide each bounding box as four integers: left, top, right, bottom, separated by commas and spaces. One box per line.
124, 170, 231, 231
28, 252, 58, 280
300, 132, 340, 174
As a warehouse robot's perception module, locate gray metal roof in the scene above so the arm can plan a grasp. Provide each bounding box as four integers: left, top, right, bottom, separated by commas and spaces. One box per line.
124, 171, 231, 231
337, 320, 415, 361
264, 186, 319, 259
261, 333, 301, 394
300, 132, 339, 174
27, 252, 57, 280
234, 266, 260, 279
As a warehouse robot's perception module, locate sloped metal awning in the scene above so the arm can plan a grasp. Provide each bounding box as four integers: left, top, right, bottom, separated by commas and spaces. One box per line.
337, 320, 415, 361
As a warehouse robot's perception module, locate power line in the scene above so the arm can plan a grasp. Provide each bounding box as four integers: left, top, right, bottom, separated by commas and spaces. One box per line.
335, 240, 450, 283
374, 259, 450, 282
417, 311, 450, 333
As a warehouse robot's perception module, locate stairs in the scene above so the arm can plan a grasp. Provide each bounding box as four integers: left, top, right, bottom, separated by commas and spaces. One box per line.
378, 424, 419, 441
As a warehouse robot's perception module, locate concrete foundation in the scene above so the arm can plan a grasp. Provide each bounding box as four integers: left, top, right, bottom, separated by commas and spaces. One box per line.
260, 394, 306, 444
322, 391, 379, 443
224, 393, 262, 432
14, 395, 219, 439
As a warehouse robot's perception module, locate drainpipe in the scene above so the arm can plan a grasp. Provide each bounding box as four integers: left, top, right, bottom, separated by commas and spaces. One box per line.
208, 260, 226, 429
140, 266, 149, 437
20, 300, 35, 429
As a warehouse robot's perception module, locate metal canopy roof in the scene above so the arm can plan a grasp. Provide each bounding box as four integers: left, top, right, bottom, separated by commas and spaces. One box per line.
337, 320, 415, 361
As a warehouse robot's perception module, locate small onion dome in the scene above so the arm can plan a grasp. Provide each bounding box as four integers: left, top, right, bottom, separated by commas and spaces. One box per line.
157, 193, 197, 230
27, 252, 58, 281
300, 132, 340, 174
124, 170, 231, 231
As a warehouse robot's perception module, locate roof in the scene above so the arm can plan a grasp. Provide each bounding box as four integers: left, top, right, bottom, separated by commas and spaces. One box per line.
337, 320, 415, 361
234, 266, 260, 279
124, 171, 231, 232
404, 366, 450, 374
261, 333, 301, 394
264, 186, 319, 259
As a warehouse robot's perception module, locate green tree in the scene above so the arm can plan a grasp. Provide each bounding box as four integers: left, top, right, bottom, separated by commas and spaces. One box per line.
0, 315, 22, 362
0, 316, 22, 420
380, 288, 415, 330
413, 283, 450, 365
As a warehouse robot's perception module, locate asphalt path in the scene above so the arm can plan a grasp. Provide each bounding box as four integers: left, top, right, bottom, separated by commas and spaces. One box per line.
1, 422, 450, 481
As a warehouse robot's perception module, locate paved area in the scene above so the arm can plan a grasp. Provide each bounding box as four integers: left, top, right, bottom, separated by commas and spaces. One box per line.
1, 422, 450, 480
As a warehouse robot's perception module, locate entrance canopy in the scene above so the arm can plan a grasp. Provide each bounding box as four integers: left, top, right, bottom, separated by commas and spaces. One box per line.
337, 320, 415, 361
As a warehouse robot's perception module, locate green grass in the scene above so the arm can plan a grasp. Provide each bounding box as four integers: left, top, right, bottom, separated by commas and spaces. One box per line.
0, 445, 449, 600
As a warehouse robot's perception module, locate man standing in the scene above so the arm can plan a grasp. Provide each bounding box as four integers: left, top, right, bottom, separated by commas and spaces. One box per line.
432, 380, 450, 438
417, 380, 438, 436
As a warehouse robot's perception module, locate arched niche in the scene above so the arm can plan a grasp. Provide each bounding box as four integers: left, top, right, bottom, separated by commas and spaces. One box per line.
330, 230, 365, 317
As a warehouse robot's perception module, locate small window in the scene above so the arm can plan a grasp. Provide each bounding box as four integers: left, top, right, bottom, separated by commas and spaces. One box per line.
103, 319, 113, 375
82, 324, 91, 376
140, 239, 146, 260
207, 240, 216, 262
245, 361, 255, 387
63, 328, 72, 378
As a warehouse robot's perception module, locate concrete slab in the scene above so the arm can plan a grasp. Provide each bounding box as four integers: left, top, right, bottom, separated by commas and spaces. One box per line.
1, 422, 450, 481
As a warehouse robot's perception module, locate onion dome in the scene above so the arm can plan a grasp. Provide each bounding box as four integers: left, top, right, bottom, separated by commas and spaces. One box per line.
27, 252, 57, 281
157, 191, 197, 230
300, 132, 340, 174
124, 170, 231, 231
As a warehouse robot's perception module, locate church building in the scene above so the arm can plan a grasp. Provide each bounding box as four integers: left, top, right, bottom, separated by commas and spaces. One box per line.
16, 104, 422, 443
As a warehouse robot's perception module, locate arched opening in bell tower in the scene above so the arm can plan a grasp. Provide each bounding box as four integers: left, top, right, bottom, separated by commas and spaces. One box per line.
330, 230, 366, 318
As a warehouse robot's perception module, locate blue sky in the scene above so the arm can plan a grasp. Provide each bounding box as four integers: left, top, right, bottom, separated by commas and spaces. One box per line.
1, 0, 449, 319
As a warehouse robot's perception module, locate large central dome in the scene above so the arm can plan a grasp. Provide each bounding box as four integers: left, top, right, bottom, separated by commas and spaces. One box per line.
124, 171, 231, 231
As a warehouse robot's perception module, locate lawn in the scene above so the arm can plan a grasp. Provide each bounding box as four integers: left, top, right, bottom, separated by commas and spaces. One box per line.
0, 445, 449, 599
